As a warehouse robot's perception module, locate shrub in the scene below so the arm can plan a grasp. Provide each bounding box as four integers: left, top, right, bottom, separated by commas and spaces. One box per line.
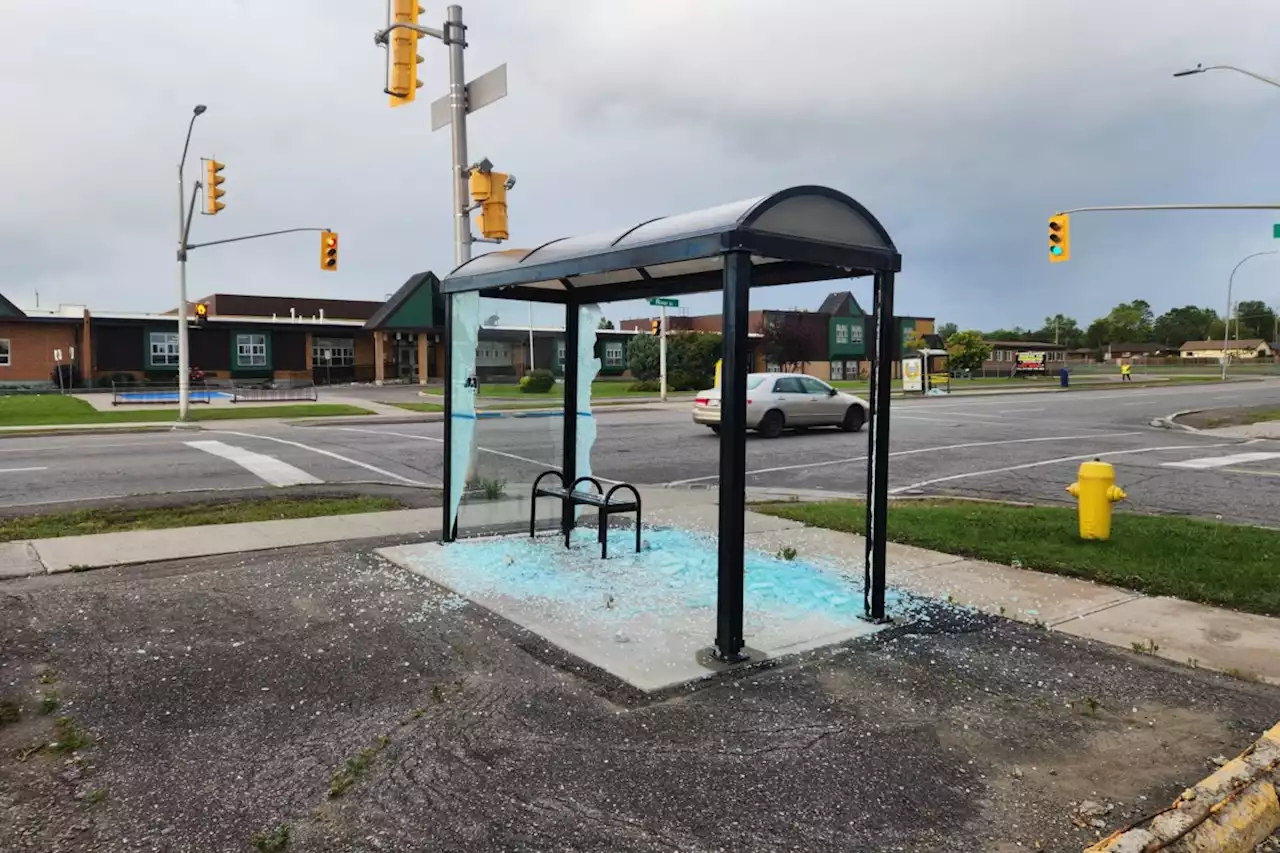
627, 335, 660, 381
51, 364, 82, 389
519, 369, 556, 394
627, 379, 660, 393
666, 371, 712, 392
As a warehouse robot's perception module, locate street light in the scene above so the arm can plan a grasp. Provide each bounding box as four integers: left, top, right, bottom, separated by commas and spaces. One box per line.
177, 104, 207, 423
1173, 63, 1280, 89
1223, 250, 1277, 380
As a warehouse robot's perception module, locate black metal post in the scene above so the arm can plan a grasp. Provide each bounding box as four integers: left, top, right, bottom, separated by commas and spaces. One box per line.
864, 271, 894, 621
561, 304, 580, 544
714, 251, 751, 662
441, 298, 455, 543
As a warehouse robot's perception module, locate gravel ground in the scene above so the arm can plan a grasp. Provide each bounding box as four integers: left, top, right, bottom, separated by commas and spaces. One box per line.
1, 541, 1278, 852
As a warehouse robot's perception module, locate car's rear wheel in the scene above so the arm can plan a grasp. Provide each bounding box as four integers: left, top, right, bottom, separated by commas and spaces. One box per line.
757, 409, 785, 439
708, 425, 721, 435
841, 405, 866, 433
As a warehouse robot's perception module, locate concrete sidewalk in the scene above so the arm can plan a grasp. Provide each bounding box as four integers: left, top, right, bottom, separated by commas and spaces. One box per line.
3, 488, 1277, 685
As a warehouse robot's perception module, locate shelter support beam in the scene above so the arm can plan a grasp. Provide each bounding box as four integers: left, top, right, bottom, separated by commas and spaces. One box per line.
864, 271, 894, 621
442, 296, 455, 542
714, 251, 751, 662
561, 306, 580, 542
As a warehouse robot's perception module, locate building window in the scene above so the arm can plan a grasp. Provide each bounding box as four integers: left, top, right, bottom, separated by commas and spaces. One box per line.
236, 334, 267, 367
313, 337, 355, 366
0, 338, 9, 367
149, 331, 180, 367
830, 361, 844, 381
603, 341, 624, 367
850, 324, 863, 344
556, 342, 566, 364
835, 323, 849, 345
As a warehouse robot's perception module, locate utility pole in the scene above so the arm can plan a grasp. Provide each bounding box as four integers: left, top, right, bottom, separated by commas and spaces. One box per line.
659, 305, 668, 402
176, 105, 207, 424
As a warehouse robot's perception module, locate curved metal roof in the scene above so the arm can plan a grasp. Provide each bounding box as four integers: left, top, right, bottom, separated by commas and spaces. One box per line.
440, 185, 901, 303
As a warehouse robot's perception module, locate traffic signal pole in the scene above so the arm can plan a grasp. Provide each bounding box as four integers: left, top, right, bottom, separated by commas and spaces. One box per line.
659, 305, 668, 402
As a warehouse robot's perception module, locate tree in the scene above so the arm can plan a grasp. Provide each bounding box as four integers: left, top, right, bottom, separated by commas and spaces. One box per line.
597, 317, 615, 330
936, 322, 958, 341
1233, 300, 1276, 341
985, 327, 1033, 342
945, 330, 992, 373
1085, 318, 1109, 349
1152, 306, 1219, 347
627, 334, 660, 381
1034, 314, 1082, 348
666, 331, 721, 390
1104, 300, 1154, 342
760, 314, 810, 372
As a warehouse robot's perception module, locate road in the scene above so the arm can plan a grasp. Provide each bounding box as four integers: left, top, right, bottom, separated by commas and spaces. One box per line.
3, 380, 1280, 525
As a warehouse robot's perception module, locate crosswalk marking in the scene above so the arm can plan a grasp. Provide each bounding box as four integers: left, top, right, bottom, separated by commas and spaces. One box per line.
1163, 451, 1280, 471
185, 440, 323, 487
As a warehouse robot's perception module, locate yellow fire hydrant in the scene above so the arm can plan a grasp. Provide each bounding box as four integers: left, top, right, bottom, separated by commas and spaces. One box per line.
1065, 459, 1126, 541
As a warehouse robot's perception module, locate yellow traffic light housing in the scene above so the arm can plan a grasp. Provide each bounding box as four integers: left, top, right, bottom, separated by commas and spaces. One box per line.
205, 160, 226, 215
651, 319, 660, 335
1048, 213, 1070, 262
320, 231, 339, 272
194, 302, 208, 328
477, 172, 509, 241
389, 0, 425, 107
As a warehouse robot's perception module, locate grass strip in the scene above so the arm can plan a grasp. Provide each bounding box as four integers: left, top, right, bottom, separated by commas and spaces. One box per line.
0, 396, 369, 427
756, 498, 1280, 616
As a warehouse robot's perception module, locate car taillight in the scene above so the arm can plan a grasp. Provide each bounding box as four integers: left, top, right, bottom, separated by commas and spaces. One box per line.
695, 397, 708, 406
746, 399, 752, 405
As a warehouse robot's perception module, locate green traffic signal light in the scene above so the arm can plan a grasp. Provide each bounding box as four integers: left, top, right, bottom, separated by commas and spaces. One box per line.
1050, 245, 1063, 256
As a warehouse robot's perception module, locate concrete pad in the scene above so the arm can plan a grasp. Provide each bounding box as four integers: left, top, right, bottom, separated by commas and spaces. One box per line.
892, 559, 1140, 625
27, 509, 443, 573
1056, 596, 1280, 684
0, 542, 45, 578
378, 528, 892, 693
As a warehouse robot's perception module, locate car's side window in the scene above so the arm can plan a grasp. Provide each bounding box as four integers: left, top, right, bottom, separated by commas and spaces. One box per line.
773, 377, 802, 394
799, 378, 829, 395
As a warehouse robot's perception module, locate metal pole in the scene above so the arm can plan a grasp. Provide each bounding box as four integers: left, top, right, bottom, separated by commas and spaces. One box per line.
659, 304, 668, 402
1223, 251, 1277, 380
527, 302, 535, 372
714, 252, 751, 662
1173, 64, 1280, 89
176, 107, 205, 423
561, 306, 579, 543
444, 5, 479, 484
864, 271, 895, 622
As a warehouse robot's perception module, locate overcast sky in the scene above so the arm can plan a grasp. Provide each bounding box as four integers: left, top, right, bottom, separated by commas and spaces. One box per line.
4, 0, 1280, 331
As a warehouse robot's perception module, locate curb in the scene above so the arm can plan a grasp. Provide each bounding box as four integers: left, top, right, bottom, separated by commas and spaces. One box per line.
1152, 409, 1203, 432
0, 424, 190, 440
1085, 721, 1280, 852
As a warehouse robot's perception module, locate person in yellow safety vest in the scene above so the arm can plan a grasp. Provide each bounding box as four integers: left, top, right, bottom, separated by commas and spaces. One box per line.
1120, 361, 1132, 382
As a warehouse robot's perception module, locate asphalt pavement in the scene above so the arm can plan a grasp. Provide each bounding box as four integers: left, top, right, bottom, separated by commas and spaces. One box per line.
3, 379, 1280, 524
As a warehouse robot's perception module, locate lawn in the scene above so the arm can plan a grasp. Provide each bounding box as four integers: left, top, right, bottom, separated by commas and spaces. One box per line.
0, 495, 403, 542
756, 499, 1280, 616
0, 396, 371, 427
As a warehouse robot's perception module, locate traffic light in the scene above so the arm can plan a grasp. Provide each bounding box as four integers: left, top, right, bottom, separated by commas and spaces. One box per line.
320, 231, 339, 272
388, 0, 424, 107
470, 166, 510, 241
194, 302, 208, 328
1048, 213, 1070, 262
204, 160, 226, 215
650, 319, 660, 335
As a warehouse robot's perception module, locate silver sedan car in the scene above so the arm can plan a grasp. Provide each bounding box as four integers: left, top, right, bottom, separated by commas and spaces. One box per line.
692, 373, 868, 438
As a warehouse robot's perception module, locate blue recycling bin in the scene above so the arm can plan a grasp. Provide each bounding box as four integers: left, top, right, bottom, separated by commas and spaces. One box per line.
1059, 367, 1069, 388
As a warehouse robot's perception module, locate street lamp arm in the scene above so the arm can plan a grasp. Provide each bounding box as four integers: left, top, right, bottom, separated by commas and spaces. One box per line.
1222, 250, 1278, 380
374, 21, 445, 46
1175, 64, 1280, 90
179, 112, 200, 176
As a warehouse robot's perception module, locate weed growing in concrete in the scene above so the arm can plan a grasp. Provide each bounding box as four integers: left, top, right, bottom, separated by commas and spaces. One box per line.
399, 708, 426, 726
1223, 667, 1260, 683
1083, 696, 1101, 716
1187, 657, 1199, 668
328, 735, 390, 798
37, 692, 59, 715
1131, 639, 1160, 655
775, 546, 798, 561
0, 700, 20, 726
251, 824, 291, 852
85, 788, 108, 805
38, 671, 57, 685
49, 716, 91, 753
479, 479, 507, 501
1031, 619, 1048, 631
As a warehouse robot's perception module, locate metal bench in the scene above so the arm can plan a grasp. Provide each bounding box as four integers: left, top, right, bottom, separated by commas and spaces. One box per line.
530, 471, 642, 559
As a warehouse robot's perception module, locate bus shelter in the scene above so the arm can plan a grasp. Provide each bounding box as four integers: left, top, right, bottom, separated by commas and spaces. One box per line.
438, 186, 902, 662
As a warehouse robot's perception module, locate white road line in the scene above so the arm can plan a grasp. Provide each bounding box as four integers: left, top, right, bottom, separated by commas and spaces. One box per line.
330, 427, 622, 485
890, 441, 1243, 495
185, 440, 322, 487
0, 466, 47, 474
215, 431, 427, 486
664, 431, 1145, 486
1162, 451, 1280, 470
